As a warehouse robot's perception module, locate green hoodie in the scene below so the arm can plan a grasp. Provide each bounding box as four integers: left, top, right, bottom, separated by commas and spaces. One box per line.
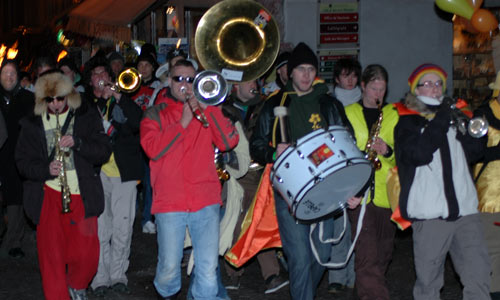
287, 81, 329, 142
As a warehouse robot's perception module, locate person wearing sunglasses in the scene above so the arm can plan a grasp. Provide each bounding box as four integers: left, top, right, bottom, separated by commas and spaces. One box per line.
394, 63, 491, 300
140, 59, 239, 300
82, 55, 144, 297
0, 59, 35, 260
15, 70, 111, 300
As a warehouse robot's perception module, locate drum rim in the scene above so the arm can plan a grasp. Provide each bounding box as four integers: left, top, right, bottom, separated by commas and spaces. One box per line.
272, 126, 349, 175
293, 158, 372, 203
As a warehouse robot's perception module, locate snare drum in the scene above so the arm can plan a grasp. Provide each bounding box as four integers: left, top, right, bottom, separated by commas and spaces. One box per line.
271, 126, 372, 221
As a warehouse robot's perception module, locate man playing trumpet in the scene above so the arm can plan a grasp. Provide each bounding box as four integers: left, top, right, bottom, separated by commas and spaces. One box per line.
141, 59, 239, 299
83, 55, 144, 297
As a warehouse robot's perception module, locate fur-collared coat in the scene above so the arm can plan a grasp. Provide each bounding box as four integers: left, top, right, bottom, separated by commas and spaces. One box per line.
15, 72, 111, 224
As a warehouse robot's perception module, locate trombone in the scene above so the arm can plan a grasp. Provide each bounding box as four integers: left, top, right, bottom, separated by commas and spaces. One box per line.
98, 68, 141, 93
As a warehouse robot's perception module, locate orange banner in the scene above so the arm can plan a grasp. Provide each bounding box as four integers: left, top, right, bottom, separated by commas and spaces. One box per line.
224, 164, 282, 267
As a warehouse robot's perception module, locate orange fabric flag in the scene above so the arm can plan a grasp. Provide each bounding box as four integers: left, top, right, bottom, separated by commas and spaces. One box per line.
391, 206, 412, 231
224, 164, 282, 268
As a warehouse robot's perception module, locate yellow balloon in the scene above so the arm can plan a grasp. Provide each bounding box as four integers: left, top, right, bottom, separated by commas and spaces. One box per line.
435, 0, 474, 19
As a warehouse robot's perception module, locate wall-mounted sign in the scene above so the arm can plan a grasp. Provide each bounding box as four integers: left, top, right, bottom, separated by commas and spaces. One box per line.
318, 1, 359, 85
320, 23, 358, 33
318, 1, 359, 47
320, 34, 358, 44
320, 12, 358, 23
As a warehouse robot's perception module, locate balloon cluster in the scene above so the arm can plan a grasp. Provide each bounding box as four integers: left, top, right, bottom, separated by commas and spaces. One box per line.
436, 0, 498, 33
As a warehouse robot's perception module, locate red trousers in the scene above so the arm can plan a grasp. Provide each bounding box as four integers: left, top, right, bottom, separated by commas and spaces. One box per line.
37, 186, 99, 300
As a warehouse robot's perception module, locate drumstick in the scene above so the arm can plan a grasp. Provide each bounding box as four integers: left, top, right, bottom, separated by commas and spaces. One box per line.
273, 106, 288, 143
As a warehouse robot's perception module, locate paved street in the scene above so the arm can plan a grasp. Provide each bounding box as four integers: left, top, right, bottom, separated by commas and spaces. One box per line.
0, 215, 463, 300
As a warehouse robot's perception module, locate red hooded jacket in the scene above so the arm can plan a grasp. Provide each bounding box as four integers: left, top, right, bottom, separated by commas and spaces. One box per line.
140, 94, 239, 214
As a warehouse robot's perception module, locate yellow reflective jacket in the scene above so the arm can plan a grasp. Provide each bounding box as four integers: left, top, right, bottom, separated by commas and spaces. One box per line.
345, 102, 399, 208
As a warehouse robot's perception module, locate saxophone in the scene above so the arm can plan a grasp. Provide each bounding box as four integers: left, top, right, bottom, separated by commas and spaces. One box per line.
365, 100, 383, 171
54, 111, 72, 214
214, 147, 230, 185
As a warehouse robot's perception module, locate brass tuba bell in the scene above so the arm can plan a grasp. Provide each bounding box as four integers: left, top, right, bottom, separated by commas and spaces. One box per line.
194, 0, 280, 83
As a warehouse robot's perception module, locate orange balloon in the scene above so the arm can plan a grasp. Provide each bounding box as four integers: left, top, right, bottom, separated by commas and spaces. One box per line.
467, 0, 483, 11
471, 9, 499, 33
455, 15, 479, 33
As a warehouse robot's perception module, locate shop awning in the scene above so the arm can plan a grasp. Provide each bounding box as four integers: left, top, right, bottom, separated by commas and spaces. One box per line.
66, 0, 159, 42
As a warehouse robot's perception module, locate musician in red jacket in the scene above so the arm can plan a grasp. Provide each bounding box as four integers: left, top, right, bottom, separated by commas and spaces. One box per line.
140, 59, 239, 299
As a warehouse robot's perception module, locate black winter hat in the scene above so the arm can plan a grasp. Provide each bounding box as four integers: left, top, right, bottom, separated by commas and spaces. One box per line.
108, 51, 124, 63
287, 42, 318, 77
275, 51, 291, 70
58, 57, 80, 75
137, 52, 159, 71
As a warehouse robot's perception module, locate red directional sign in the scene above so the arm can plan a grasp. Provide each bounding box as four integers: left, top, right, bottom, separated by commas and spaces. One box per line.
320, 23, 358, 33
320, 34, 358, 44
320, 13, 358, 23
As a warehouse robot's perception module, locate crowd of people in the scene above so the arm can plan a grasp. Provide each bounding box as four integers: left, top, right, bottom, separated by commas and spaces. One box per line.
0, 38, 498, 300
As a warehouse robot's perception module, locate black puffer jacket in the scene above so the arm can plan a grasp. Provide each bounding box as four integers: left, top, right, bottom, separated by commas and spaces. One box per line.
250, 82, 349, 165
0, 84, 34, 205
84, 91, 144, 181
15, 100, 111, 224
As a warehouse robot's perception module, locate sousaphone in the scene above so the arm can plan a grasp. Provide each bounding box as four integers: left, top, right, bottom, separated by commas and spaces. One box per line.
194, 0, 280, 105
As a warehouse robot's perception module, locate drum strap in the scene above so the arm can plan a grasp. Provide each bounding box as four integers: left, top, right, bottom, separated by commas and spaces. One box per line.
309, 190, 368, 268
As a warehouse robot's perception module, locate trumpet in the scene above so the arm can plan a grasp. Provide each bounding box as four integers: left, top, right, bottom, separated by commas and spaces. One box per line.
442, 97, 488, 138
181, 70, 231, 128
98, 68, 141, 93
181, 86, 210, 128
193, 70, 229, 106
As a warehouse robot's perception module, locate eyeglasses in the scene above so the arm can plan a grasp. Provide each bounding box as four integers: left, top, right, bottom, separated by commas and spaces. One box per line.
172, 76, 195, 83
416, 80, 443, 89
43, 96, 66, 103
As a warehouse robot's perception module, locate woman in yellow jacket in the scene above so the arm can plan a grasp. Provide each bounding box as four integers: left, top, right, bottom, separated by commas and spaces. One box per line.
344, 64, 398, 300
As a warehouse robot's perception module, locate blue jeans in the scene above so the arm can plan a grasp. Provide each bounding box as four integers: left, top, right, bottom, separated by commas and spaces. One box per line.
274, 190, 334, 300
328, 211, 355, 287
154, 204, 220, 299
187, 264, 229, 300
187, 207, 230, 300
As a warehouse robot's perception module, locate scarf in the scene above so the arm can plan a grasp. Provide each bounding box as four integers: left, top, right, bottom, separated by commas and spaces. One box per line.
334, 86, 362, 106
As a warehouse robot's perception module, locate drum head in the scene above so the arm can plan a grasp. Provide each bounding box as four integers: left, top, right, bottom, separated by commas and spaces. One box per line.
294, 162, 372, 220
